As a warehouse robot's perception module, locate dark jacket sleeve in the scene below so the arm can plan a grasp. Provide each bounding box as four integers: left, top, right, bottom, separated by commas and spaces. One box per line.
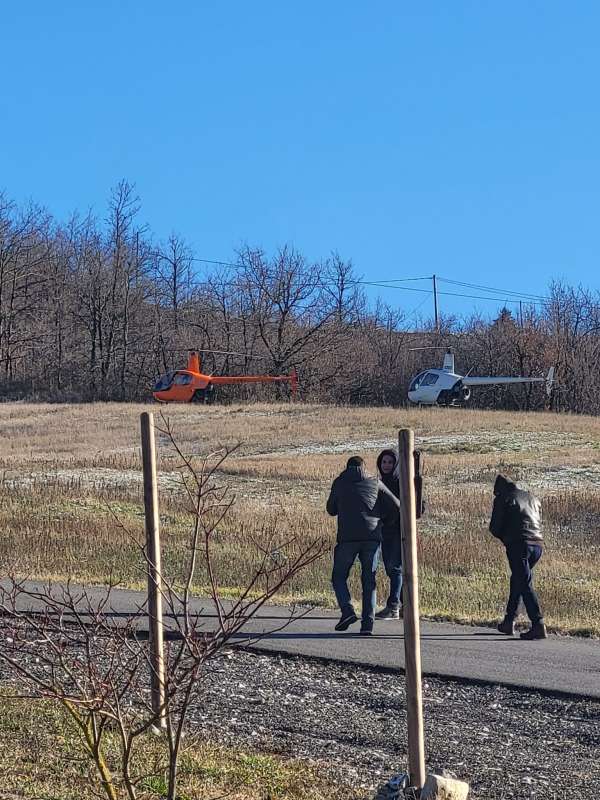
377, 480, 401, 520
326, 479, 338, 517
489, 496, 505, 540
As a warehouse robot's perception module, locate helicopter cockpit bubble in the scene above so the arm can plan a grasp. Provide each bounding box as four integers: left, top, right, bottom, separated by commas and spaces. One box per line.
172, 372, 193, 386
409, 371, 428, 392
154, 372, 175, 392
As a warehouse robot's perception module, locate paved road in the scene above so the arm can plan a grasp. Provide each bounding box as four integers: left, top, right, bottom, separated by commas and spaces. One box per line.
5, 581, 600, 699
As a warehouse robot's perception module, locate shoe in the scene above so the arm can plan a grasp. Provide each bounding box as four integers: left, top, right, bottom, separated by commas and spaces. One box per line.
335, 612, 358, 632
375, 606, 400, 620
360, 625, 373, 636
520, 622, 547, 640
497, 618, 516, 636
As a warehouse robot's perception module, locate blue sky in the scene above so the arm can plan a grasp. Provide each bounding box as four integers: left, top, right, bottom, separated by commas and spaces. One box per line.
2, 2, 599, 322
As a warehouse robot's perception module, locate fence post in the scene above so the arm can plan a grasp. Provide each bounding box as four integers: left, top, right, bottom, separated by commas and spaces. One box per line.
140, 412, 167, 729
398, 428, 426, 789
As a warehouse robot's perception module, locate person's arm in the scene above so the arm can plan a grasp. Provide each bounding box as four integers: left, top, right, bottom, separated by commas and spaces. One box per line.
489, 496, 505, 539
377, 480, 401, 518
326, 479, 339, 516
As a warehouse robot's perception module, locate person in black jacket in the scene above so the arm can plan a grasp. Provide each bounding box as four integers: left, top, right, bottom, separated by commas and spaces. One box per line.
327, 456, 400, 635
489, 474, 546, 640
374, 448, 403, 620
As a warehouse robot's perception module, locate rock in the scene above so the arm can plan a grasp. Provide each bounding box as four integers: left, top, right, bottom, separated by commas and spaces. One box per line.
420, 773, 470, 800
371, 785, 398, 800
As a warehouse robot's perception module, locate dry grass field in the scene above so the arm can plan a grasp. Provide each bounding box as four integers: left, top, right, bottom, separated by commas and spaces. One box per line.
0, 698, 357, 800
1, 401, 600, 636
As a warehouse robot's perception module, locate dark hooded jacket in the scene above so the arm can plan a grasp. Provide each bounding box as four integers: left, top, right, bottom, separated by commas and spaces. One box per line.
489, 474, 543, 547
326, 465, 400, 544
376, 448, 401, 538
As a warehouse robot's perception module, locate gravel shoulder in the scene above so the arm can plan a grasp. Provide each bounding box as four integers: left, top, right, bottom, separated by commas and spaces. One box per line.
1, 620, 598, 800
195, 648, 600, 800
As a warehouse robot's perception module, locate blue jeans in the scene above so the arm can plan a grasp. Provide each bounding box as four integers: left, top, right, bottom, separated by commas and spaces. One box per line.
381, 532, 403, 609
332, 541, 381, 624
505, 542, 543, 624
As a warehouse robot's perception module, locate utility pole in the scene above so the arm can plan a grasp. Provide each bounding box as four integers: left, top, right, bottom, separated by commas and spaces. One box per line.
432, 274, 439, 333
519, 300, 524, 329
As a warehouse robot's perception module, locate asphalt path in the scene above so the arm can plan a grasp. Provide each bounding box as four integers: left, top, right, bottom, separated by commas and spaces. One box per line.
4, 581, 600, 700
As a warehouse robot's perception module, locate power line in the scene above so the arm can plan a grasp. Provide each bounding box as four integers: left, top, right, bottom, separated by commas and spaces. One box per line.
404, 294, 432, 322
191, 256, 431, 286
355, 281, 431, 293
191, 257, 244, 270
356, 280, 548, 307
189, 255, 558, 311
437, 276, 549, 304
435, 289, 547, 307
190, 255, 558, 303
356, 276, 432, 283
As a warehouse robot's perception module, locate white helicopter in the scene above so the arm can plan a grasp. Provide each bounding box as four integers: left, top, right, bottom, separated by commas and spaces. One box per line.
407, 350, 555, 406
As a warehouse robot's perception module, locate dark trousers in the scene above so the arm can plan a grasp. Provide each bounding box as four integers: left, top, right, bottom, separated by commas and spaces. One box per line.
505, 542, 543, 624
332, 541, 380, 623
381, 532, 403, 609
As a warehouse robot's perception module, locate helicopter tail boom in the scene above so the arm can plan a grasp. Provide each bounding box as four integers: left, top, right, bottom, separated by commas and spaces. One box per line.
462, 367, 554, 390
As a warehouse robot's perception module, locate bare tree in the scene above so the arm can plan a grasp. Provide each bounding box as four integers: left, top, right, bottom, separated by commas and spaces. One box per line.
322, 251, 365, 325
0, 195, 52, 384
0, 429, 327, 800
231, 245, 351, 399
5, 186, 600, 411
152, 233, 194, 334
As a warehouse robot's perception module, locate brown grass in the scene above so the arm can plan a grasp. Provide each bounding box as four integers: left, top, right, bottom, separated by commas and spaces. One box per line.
0, 698, 358, 799
2, 401, 600, 635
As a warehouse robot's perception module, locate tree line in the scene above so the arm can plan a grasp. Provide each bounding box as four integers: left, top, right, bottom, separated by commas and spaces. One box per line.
1, 182, 599, 413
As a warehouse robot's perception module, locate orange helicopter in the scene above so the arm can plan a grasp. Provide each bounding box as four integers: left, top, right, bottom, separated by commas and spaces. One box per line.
153, 350, 298, 403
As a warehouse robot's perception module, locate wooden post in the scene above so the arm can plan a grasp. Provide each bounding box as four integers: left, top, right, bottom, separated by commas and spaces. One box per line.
398, 428, 426, 789
140, 412, 167, 729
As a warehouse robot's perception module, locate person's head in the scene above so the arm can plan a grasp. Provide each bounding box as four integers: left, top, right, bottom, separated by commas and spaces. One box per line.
346, 455, 364, 470
376, 448, 398, 477
346, 455, 367, 478
494, 474, 512, 497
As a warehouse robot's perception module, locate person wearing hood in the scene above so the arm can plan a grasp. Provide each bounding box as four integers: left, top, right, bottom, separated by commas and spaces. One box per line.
327, 456, 400, 635
374, 448, 403, 620
489, 474, 546, 640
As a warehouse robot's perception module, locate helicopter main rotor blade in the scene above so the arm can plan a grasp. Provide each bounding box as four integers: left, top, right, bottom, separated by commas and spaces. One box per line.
167, 348, 273, 361
197, 348, 273, 360
408, 346, 448, 351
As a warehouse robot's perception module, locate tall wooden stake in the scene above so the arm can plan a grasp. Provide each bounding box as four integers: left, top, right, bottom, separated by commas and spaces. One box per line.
399, 428, 426, 789
140, 412, 167, 729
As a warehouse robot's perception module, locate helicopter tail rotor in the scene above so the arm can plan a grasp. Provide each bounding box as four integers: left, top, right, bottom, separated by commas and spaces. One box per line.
290, 367, 299, 399
546, 366, 555, 397
187, 351, 201, 373
442, 350, 455, 373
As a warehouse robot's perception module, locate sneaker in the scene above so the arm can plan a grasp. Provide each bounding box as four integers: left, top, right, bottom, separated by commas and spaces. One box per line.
520, 622, 547, 640
375, 606, 400, 620
335, 612, 358, 632
497, 618, 516, 636
360, 624, 374, 636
